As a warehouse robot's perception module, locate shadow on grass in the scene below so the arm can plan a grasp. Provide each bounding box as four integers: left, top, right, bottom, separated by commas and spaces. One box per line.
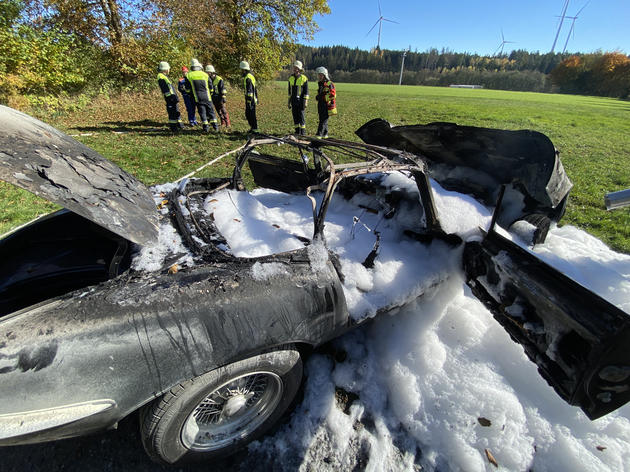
71, 120, 255, 141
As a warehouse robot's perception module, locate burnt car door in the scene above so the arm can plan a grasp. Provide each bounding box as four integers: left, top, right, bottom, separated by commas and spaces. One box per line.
463, 196, 630, 420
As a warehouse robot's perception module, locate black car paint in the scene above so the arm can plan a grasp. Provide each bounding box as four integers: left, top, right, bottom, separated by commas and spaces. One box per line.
0, 232, 348, 445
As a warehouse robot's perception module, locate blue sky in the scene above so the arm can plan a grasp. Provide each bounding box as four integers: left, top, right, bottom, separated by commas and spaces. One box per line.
302, 0, 629, 55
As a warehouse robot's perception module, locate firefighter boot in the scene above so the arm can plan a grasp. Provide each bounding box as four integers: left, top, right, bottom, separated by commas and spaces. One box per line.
203, 124, 210, 133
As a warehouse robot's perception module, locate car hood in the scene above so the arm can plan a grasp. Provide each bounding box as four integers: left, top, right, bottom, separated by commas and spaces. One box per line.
0, 105, 159, 246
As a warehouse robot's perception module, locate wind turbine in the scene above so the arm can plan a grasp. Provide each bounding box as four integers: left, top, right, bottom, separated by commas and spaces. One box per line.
366, 0, 398, 50
551, 0, 570, 53
561, 1, 590, 53
493, 29, 515, 56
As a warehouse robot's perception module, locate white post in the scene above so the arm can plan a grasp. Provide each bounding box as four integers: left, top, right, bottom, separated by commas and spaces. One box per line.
398, 49, 408, 85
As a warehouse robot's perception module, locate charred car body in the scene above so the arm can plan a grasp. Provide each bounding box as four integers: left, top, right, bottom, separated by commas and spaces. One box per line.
0, 105, 629, 465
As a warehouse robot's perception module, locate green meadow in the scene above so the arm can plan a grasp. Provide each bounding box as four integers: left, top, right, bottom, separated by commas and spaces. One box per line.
2, 82, 629, 252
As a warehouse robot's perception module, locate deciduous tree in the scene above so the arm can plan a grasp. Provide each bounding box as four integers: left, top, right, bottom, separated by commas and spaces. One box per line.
157, 0, 330, 79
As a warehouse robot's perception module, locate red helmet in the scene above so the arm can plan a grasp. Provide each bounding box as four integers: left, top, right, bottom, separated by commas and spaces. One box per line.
181, 66, 189, 73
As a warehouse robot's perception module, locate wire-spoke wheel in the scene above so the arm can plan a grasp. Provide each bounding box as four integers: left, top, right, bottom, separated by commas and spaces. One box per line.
140, 347, 302, 465
181, 371, 283, 451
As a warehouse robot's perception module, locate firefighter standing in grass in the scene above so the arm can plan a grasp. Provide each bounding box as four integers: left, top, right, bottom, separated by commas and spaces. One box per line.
157, 61, 183, 132
206, 64, 231, 128
288, 60, 309, 135
315, 66, 337, 138
239, 61, 258, 133
186, 58, 218, 132
178, 66, 197, 126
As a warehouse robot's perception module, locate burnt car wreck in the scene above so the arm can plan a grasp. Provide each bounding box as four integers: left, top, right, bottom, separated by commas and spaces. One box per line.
0, 105, 629, 465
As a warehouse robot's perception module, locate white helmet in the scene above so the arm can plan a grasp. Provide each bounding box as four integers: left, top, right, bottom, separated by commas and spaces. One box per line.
316, 66, 329, 79
293, 60, 303, 70
239, 60, 250, 71
205, 64, 216, 73
158, 61, 170, 72
190, 58, 202, 70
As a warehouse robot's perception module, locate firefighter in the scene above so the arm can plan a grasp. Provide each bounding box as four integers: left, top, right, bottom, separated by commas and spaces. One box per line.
186, 58, 218, 132
315, 66, 337, 139
157, 61, 183, 132
239, 61, 258, 133
178, 66, 197, 126
206, 64, 230, 128
287, 60, 309, 135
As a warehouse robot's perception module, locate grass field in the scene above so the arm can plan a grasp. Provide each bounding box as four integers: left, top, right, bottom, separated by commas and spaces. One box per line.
2, 82, 629, 252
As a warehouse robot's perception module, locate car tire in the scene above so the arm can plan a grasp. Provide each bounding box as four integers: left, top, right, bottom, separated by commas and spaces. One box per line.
139, 346, 302, 465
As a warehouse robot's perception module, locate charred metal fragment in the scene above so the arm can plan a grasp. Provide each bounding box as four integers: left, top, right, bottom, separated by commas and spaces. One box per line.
362, 232, 381, 269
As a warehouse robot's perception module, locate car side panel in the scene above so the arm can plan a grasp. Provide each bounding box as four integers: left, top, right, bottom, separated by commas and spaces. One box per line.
0, 257, 348, 444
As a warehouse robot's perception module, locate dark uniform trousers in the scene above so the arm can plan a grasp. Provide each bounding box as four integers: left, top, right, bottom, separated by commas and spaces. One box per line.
246, 102, 257, 130
317, 101, 329, 138
291, 103, 306, 133
288, 74, 308, 135
211, 76, 231, 127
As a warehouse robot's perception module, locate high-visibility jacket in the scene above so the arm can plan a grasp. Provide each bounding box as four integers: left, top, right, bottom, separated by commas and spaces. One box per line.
243, 72, 257, 104
317, 79, 337, 115
288, 74, 309, 104
186, 70, 213, 104
157, 73, 177, 102
211, 75, 227, 101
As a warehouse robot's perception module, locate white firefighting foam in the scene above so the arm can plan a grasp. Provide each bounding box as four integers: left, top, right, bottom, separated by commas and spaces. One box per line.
137, 175, 630, 471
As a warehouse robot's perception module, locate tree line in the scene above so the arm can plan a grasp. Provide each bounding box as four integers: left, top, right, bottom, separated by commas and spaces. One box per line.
295, 45, 630, 98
